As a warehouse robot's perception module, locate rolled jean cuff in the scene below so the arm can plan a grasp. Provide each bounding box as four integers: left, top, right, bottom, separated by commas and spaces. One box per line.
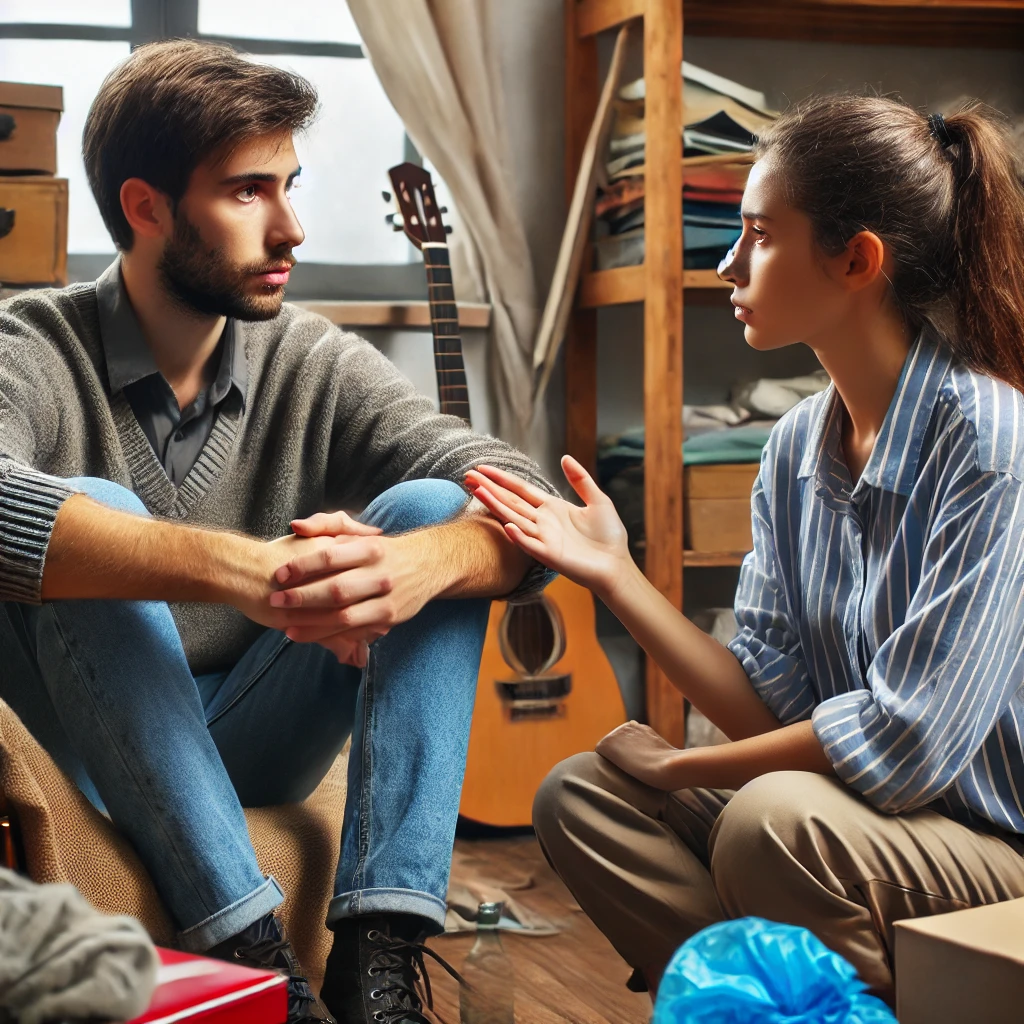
178, 876, 285, 953
327, 887, 447, 935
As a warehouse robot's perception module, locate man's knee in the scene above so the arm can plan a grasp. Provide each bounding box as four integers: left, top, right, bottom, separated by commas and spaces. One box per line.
360, 479, 469, 535
709, 770, 836, 903
66, 476, 150, 517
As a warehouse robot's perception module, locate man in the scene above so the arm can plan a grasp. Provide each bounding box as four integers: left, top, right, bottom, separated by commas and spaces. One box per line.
0, 40, 552, 1024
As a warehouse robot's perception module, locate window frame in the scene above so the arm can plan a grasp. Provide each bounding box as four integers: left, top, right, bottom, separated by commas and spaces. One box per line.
0, 0, 425, 299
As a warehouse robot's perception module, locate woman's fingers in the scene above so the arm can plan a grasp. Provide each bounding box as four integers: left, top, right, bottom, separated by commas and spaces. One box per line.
466, 471, 540, 522
468, 465, 549, 507
468, 483, 541, 538
561, 454, 607, 506
504, 523, 553, 565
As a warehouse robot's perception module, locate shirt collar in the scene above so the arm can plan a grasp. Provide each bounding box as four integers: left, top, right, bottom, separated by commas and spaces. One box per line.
798, 331, 954, 499
96, 258, 247, 406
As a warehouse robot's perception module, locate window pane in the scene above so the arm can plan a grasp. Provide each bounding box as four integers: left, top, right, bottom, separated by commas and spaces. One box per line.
0, 39, 130, 252
257, 54, 412, 264
199, 0, 361, 45
0, 1, 130, 26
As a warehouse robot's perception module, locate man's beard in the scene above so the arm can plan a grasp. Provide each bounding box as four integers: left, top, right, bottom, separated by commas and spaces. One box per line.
157, 211, 294, 322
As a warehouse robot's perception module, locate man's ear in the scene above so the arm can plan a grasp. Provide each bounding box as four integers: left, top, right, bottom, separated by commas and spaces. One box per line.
119, 177, 173, 242
829, 229, 888, 293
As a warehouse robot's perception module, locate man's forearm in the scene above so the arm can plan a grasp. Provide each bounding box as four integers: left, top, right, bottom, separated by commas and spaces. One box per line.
41, 493, 258, 603
401, 509, 532, 602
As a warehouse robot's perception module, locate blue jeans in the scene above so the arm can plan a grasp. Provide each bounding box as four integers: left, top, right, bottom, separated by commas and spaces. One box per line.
0, 477, 489, 951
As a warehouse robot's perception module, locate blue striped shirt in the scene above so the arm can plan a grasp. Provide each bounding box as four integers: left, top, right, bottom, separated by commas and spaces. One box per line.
728, 332, 1024, 833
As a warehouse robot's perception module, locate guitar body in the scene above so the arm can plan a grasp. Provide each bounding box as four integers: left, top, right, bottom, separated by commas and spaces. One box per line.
460, 576, 626, 827
385, 162, 626, 828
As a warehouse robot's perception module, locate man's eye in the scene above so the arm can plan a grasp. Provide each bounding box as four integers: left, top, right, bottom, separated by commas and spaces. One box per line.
237, 185, 258, 203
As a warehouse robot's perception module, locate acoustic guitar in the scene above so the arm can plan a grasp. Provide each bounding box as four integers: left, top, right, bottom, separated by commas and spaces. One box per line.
385, 163, 625, 827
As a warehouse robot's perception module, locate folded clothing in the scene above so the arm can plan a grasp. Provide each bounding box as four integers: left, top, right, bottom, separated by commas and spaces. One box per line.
0, 867, 158, 1024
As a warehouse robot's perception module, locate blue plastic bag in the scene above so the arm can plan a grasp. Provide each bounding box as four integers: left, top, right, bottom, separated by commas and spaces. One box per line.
653, 918, 897, 1024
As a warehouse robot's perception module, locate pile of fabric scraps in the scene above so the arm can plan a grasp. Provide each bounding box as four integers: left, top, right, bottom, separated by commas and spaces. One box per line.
594, 62, 777, 272
0, 867, 158, 1024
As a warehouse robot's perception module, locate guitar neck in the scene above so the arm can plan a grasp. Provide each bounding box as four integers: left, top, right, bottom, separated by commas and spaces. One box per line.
422, 242, 471, 424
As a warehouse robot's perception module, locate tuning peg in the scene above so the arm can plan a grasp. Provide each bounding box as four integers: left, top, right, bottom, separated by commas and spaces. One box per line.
385, 212, 402, 226
444, 225, 453, 235
382, 190, 391, 203
439, 206, 448, 215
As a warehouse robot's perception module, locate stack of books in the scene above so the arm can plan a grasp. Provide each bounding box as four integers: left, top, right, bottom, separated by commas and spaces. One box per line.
594, 62, 776, 271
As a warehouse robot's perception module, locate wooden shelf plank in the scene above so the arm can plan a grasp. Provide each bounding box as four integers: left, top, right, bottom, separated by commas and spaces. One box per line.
579, 266, 731, 307
575, 0, 645, 38
683, 549, 749, 567
685, 0, 1024, 48
575, 0, 1024, 48
293, 300, 491, 330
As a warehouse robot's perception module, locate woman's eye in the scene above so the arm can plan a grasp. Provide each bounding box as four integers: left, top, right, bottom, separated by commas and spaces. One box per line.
752, 226, 767, 244
237, 185, 258, 204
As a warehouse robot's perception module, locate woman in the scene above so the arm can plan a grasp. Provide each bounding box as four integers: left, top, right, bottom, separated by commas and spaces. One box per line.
464, 94, 1024, 1004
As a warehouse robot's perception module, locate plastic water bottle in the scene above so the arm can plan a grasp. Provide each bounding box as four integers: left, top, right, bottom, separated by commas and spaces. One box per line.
459, 901, 514, 1024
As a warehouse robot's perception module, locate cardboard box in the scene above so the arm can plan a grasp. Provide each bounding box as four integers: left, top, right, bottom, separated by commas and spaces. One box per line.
683, 463, 759, 552
895, 897, 1024, 1024
0, 81, 62, 175
0, 175, 68, 285
129, 947, 287, 1024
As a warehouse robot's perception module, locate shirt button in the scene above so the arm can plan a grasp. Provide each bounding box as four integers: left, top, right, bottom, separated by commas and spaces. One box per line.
173, 430, 184, 442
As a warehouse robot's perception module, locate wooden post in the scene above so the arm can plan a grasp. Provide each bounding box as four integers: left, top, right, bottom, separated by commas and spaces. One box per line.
643, 0, 686, 745
564, 0, 600, 474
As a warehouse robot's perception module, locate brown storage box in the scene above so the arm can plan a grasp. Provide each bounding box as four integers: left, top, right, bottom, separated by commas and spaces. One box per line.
896, 898, 1024, 1024
0, 81, 63, 176
684, 463, 759, 552
0, 176, 68, 286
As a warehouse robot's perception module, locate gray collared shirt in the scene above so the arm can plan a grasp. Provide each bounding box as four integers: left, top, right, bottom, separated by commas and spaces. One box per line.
96, 261, 247, 487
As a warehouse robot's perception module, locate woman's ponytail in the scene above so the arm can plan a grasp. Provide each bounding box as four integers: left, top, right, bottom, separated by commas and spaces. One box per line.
943, 105, 1024, 390
756, 95, 1024, 391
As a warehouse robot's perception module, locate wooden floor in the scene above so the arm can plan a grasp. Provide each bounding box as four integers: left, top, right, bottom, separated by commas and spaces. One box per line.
425, 835, 652, 1024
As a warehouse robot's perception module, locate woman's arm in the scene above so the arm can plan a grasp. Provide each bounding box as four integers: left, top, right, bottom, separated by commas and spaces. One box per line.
594, 719, 833, 791
466, 457, 781, 741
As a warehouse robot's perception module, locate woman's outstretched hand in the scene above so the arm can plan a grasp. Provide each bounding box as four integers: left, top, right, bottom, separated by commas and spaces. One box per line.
464, 454, 632, 597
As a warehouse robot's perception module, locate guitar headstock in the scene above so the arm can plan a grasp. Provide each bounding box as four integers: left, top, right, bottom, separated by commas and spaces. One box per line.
384, 162, 452, 249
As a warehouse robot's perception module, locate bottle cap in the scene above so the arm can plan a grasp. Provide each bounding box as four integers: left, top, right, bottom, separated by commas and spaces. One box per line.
477, 902, 503, 926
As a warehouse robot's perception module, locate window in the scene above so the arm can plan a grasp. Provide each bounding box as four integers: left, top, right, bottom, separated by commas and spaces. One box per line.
0, 0, 427, 297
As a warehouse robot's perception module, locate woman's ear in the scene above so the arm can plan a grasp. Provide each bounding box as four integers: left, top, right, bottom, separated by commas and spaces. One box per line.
827, 229, 888, 293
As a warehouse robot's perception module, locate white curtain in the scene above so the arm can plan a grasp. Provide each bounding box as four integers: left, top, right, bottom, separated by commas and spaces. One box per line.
347, 0, 539, 448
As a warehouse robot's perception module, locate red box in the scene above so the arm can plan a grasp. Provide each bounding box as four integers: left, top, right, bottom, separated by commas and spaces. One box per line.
128, 947, 288, 1024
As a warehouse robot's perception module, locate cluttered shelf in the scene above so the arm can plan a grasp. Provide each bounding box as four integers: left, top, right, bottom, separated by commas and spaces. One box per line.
574, 0, 1024, 49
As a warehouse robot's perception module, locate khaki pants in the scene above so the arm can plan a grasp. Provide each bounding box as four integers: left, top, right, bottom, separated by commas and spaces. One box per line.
533, 753, 1024, 1002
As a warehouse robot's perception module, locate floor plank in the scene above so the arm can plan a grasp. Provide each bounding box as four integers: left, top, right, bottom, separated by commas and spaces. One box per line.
425, 836, 652, 1024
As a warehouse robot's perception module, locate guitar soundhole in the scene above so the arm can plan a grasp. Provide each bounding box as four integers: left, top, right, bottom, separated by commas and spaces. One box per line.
498, 596, 567, 677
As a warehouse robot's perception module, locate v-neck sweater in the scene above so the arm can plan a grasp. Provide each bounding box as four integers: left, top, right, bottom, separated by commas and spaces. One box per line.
0, 281, 553, 674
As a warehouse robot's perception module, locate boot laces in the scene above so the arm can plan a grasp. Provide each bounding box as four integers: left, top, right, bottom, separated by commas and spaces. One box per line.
365, 928, 465, 1024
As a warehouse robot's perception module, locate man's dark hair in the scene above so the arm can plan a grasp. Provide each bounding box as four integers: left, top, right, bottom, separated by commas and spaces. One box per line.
83, 39, 319, 250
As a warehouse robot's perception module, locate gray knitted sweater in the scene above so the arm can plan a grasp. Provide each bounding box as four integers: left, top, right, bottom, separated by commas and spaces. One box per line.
0, 283, 553, 674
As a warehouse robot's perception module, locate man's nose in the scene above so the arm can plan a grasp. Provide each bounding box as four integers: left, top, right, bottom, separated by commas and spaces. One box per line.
269, 199, 305, 251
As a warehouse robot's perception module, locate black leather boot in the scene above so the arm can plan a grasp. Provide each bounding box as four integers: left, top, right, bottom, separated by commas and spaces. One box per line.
206, 913, 334, 1023
319, 913, 462, 1024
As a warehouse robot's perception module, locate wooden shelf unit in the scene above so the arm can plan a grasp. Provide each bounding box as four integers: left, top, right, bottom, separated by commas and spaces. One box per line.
563, 0, 1024, 746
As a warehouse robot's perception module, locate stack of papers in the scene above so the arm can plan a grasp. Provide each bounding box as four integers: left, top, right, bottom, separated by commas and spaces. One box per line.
594, 62, 775, 271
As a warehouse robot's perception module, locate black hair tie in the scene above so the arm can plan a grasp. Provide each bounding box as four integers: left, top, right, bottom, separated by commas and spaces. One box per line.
928, 112, 954, 150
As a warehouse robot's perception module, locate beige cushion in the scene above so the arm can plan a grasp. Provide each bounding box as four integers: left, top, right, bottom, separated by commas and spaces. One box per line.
0, 699, 347, 989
